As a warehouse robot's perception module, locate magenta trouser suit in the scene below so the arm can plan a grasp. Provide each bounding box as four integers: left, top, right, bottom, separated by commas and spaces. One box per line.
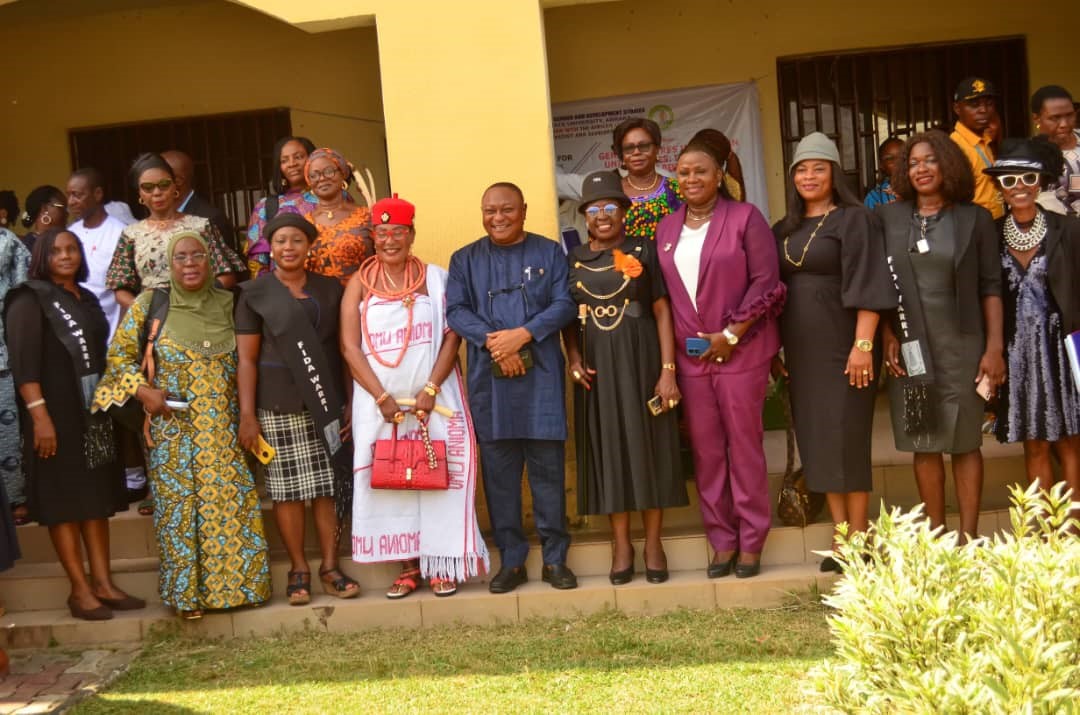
656, 200, 785, 555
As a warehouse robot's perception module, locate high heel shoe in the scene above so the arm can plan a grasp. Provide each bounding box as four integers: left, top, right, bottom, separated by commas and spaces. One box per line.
734, 557, 761, 579
609, 547, 635, 585
644, 547, 669, 584
707, 552, 738, 579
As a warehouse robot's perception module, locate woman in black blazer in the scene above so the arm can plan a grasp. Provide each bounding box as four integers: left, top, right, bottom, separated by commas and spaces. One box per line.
879, 132, 1005, 542
986, 138, 1080, 496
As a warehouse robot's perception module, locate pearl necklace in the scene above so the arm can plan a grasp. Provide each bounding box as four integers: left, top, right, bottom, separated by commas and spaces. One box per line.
1003, 211, 1046, 252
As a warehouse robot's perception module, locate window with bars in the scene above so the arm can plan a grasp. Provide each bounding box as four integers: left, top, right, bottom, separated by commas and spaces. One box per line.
68, 108, 292, 246
777, 37, 1028, 200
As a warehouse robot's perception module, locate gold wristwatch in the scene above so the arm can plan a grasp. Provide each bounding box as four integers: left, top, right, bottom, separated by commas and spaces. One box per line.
854, 339, 873, 353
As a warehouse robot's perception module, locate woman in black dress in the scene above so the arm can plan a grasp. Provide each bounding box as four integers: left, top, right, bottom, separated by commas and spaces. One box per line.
879, 133, 1005, 541
773, 133, 896, 571
564, 171, 686, 585
5, 229, 144, 620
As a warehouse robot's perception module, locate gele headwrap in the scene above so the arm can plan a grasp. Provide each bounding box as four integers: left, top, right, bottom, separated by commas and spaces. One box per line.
304, 147, 351, 187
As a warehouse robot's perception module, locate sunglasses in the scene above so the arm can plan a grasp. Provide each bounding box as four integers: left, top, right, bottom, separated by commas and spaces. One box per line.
997, 173, 1040, 189
585, 203, 621, 219
139, 179, 174, 193
620, 141, 655, 156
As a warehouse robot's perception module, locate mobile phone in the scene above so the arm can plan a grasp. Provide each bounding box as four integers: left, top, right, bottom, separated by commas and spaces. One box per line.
165, 393, 190, 410
492, 348, 534, 378
251, 434, 276, 465
686, 337, 710, 357
646, 395, 664, 416
975, 375, 994, 402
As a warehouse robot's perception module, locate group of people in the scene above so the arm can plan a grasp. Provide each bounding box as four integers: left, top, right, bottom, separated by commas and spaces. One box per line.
0, 75, 1077, 624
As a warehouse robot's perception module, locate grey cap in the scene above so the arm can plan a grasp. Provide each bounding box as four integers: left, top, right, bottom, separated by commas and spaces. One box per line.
789, 132, 840, 173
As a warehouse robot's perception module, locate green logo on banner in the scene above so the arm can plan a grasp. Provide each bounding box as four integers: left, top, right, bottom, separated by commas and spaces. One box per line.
648, 104, 675, 129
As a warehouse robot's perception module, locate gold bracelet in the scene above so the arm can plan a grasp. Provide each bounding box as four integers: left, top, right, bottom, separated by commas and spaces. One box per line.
25, 398, 46, 410
661, 363, 676, 372
423, 381, 441, 397
374, 391, 390, 406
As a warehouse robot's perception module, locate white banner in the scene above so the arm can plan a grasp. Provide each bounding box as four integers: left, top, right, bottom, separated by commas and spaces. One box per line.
552, 81, 769, 219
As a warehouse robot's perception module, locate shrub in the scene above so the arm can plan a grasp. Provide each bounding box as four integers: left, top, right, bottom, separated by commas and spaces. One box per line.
809, 482, 1080, 714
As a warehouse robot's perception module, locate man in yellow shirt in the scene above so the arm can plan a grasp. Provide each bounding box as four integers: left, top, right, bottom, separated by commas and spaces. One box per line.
950, 77, 1004, 218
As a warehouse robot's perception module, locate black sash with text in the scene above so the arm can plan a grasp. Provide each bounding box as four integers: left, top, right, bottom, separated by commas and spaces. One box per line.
241, 275, 345, 457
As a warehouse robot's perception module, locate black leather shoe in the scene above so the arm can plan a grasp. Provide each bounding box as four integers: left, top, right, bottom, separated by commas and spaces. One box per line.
541, 563, 578, 590
609, 564, 634, 585
707, 552, 737, 579
645, 568, 669, 584
819, 556, 841, 573
734, 560, 761, 579
488, 566, 527, 594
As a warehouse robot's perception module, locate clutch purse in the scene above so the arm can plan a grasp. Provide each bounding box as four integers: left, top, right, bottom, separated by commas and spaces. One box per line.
371, 418, 449, 490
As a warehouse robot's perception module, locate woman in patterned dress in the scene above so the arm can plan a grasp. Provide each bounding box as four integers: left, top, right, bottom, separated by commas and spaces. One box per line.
93, 230, 270, 619
987, 138, 1080, 494
245, 136, 319, 277
612, 118, 683, 241
302, 148, 372, 285
106, 152, 247, 311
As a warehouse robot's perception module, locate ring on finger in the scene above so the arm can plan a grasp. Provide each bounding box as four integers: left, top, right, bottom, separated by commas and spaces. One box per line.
668, 399, 677, 409
572, 370, 582, 380
716, 357, 724, 363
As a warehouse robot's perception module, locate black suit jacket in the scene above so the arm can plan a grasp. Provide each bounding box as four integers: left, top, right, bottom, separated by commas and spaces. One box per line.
182, 193, 238, 254
877, 200, 1002, 335
1035, 211, 1080, 334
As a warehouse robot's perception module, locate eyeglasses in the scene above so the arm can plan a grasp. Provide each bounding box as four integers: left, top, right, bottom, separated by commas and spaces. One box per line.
997, 173, 1040, 189
307, 167, 340, 182
172, 251, 208, 265
139, 179, 173, 193
621, 141, 655, 156
373, 226, 410, 240
584, 203, 621, 219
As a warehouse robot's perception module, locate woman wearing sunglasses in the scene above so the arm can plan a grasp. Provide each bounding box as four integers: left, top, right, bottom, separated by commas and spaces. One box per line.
106, 153, 247, 314
19, 185, 67, 252
564, 172, 686, 585
985, 138, 1080, 494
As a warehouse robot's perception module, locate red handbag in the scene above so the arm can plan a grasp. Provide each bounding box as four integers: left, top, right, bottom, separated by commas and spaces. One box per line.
371, 418, 449, 490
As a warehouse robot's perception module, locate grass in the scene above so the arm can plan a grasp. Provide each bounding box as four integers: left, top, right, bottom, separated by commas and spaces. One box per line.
74, 599, 834, 714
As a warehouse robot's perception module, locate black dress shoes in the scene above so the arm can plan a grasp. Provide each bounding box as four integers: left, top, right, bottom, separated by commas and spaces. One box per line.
819, 556, 841, 573
734, 560, 761, 579
541, 563, 578, 590
488, 565, 527, 594
645, 567, 669, 584
609, 564, 634, 585
707, 552, 738, 579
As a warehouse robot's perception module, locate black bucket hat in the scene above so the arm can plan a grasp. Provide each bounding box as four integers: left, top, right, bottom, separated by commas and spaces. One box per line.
578, 171, 631, 213
263, 212, 318, 243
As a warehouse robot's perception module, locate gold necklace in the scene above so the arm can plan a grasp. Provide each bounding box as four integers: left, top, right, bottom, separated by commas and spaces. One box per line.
783, 206, 834, 267
626, 173, 659, 192
576, 276, 630, 301
573, 260, 614, 273
588, 299, 631, 331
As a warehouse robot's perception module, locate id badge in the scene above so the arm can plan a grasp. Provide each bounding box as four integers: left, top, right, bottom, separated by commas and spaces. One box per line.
901, 340, 927, 377
915, 239, 930, 254
324, 419, 342, 455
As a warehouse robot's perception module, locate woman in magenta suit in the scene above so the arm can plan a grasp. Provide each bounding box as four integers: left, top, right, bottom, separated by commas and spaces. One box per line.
655, 129, 786, 579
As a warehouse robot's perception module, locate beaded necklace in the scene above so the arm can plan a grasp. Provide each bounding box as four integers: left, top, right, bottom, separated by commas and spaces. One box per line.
358, 254, 427, 369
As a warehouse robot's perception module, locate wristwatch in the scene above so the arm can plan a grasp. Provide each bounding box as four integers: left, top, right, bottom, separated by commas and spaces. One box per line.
854, 339, 873, 353
722, 328, 739, 346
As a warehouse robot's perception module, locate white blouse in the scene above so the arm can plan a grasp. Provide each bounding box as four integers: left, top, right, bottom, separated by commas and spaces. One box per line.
673, 221, 709, 310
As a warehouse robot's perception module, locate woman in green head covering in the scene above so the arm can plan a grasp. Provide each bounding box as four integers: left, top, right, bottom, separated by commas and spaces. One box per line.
93, 230, 271, 619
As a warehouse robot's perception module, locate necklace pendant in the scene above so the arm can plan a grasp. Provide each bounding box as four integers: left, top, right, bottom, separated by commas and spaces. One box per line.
402, 295, 415, 307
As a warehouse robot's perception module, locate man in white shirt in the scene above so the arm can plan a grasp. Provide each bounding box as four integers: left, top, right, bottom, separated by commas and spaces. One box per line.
68, 168, 148, 502
66, 168, 124, 336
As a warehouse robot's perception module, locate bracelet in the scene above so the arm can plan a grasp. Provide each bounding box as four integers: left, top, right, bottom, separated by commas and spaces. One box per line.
661, 363, 676, 372
374, 391, 390, 406
423, 381, 441, 397
25, 398, 46, 410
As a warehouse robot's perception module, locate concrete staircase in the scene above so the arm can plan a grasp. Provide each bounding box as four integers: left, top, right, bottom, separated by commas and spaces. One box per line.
0, 397, 1030, 646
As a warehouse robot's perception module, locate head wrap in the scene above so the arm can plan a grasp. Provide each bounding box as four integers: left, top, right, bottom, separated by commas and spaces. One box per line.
263, 212, 318, 243
371, 193, 416, 227
164, 230, 235, 354
304, 147, 351, 187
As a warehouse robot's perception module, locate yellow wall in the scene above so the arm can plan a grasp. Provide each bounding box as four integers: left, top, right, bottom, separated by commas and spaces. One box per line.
544, 0, 1076, 220
0, 0, 388, 215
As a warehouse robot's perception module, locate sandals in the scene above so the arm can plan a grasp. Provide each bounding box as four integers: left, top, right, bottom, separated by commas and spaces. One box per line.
286, 570, 311, 606
386, 567, 421, 600
319, 567, 360, 599
178, 609, 203, 620
430, 577, 457, 598
137, 499, 154, 516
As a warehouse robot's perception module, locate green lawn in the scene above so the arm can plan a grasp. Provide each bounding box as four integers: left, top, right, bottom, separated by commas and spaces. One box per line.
75, 599, 835, 714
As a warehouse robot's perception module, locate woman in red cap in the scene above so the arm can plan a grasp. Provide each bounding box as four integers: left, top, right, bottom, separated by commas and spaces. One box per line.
342, 195, 489, 598
303, 148, 372, 285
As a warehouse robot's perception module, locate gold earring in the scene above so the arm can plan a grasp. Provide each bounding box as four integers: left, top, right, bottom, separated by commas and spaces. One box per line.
341, 180, 348, 191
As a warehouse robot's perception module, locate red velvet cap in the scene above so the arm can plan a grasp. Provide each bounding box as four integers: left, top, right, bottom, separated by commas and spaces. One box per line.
371, 193, 415, 227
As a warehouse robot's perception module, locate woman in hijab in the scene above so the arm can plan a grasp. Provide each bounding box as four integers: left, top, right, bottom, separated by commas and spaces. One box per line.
93, 231, 270, 619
